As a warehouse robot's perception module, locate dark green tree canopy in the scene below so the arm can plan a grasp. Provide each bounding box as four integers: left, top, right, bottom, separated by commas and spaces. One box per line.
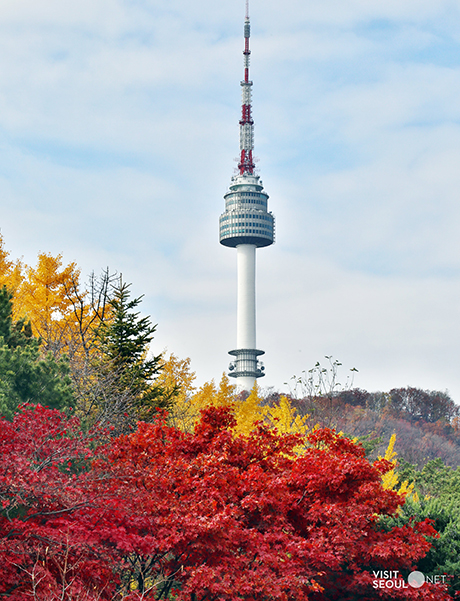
0, 287, 34, 349
0, 286, 74, 420
383, 458, 460, 596
99, 278, 159, 372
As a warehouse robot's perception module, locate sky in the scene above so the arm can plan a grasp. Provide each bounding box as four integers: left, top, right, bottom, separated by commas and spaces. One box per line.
2, 0, 460, 400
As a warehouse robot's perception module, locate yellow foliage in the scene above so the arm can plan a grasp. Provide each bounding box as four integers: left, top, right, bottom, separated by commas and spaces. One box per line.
168, 371, 237, 432
265, 395, 309, 436
15, 253, 81, 350
0, 236, 87, 358
215, 373, 236, 407
380, 433, 399, 491
160, 354, 198, 431
158, 353, 196, 399
166, 363, 313, 443
0, 240, 111, 368
383, 433, 397, 462
232, 384, 265, 436
192, 381, 219, 411
379, 433, 414, 498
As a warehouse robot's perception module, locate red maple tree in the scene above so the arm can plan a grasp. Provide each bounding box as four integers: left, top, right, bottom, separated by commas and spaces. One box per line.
0, 405, 119, 599
0, 404, 453, 600
94, 406, 452, 600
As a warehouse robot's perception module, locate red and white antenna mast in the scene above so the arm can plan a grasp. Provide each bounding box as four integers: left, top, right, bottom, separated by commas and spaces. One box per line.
238, 0, 255, 175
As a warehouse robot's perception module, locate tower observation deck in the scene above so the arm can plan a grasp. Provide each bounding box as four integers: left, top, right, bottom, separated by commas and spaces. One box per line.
219, 2, 275, 390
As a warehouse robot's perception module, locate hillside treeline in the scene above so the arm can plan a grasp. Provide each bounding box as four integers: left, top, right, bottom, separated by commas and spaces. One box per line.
290, 386, 460, 468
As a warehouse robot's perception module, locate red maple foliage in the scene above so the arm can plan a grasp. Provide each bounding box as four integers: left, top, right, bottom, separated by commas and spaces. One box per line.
0, 405, 120, 599
0, 404, 454, 600
94, 406, 452, 600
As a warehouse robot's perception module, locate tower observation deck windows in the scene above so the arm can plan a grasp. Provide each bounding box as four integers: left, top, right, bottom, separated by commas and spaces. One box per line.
224, 191, 269, 209
219, 174, 275, 248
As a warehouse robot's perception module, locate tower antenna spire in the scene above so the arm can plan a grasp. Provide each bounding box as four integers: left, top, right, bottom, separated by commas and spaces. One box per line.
239, 0, 254, 174
218, 2, 275, 391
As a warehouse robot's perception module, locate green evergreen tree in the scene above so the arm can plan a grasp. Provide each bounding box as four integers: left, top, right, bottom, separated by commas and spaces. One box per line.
0, 286, 74, 420
96, 278, 172, 424
379, 458, 460, 595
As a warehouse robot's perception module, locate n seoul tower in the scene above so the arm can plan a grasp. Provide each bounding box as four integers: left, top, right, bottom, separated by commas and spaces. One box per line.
219, 1, 275, 390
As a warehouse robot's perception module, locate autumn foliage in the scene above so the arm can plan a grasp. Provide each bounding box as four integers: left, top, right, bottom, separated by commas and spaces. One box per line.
0, 405, 118, 599
0, 405, 453, 600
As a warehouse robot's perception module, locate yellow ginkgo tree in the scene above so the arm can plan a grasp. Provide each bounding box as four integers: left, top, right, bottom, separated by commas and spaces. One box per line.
380, 433, 415, 498
265, 395, 310, 436
163, 354, 313, 440
15, 253, 82, 356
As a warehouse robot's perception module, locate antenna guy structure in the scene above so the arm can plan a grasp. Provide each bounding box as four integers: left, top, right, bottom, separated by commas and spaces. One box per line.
219, 2, 275, 390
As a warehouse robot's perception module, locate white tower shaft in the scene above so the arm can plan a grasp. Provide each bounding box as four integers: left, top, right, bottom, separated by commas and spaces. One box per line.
236, 244, 257, 389
237, 244, 256, 350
